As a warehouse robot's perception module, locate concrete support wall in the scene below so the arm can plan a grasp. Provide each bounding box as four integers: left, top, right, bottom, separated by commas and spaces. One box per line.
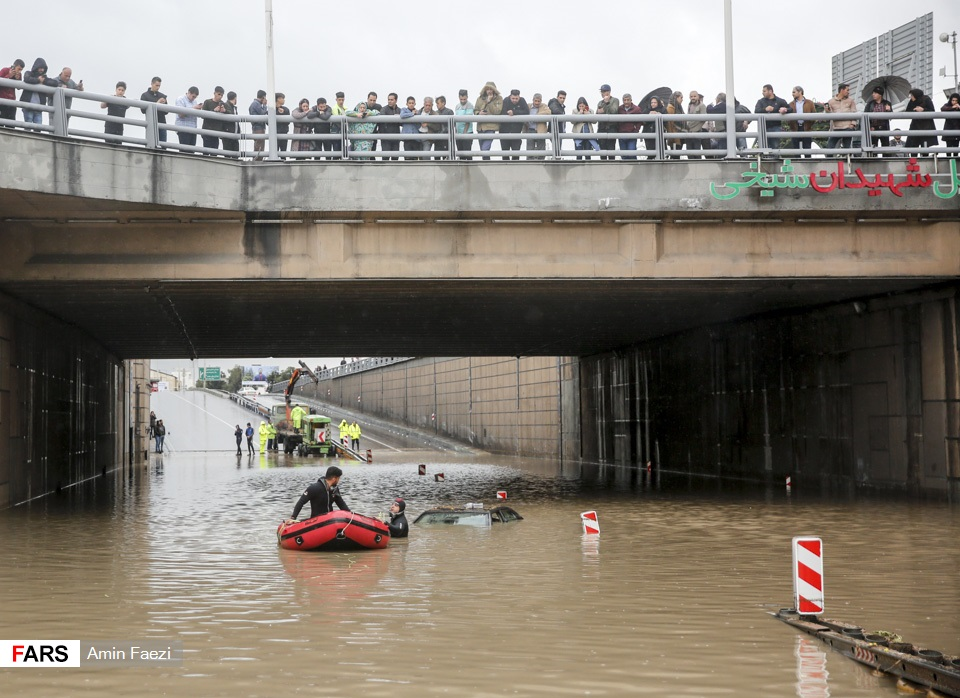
581, 286, 960, 494
298, 356, 580, 459
0, 292, 144, 509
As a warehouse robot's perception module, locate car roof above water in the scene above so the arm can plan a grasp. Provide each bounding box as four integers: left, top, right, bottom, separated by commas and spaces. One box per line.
413, 506, 523, 526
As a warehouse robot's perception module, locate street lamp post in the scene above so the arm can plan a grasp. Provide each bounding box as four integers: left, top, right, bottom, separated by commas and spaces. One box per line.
723, 0, 737, 158
264, 0, 279, 160
941, 31, 958, 96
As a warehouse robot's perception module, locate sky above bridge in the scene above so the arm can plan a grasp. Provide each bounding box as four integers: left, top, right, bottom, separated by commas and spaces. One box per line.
6, 1, 960, 111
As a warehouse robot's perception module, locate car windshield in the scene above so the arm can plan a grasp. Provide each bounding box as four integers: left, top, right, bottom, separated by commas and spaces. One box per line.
414, 511, 492, 527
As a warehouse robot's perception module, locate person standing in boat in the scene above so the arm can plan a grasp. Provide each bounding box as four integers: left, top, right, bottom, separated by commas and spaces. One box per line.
288, 465, 350, 521
386, 497, 409, 538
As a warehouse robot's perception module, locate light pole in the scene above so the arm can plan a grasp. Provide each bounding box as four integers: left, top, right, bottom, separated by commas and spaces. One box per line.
264, 0, 279, 159
941, 31, 958, 97
723, 0, 737, 158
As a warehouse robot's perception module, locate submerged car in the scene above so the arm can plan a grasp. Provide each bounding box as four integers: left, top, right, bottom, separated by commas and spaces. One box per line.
413, 505, 523, 527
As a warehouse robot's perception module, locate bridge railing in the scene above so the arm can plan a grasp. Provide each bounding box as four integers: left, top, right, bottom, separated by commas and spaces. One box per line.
2, 78, 958, 160
264, 357, 413, 396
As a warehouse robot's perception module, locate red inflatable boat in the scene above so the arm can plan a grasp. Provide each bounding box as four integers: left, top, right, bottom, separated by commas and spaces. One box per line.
277, 511, 390, 551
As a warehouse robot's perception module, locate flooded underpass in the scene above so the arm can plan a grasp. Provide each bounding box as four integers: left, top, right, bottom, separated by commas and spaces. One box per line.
1, 391, 958, 696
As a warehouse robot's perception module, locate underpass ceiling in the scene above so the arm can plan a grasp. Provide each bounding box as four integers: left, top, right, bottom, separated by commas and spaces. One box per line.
0, 278, 944, 360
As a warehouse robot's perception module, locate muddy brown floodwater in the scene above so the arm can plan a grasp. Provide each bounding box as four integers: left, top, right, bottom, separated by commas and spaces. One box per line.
0, 391, 957, 696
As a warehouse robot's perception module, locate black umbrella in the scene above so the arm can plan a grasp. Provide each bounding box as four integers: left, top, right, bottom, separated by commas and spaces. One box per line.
860, 75, 912, 109
640, 86, 673, 108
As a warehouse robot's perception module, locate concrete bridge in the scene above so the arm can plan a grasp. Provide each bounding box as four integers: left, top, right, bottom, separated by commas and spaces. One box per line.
1, 128, 958, 504
1, 129, 958, 358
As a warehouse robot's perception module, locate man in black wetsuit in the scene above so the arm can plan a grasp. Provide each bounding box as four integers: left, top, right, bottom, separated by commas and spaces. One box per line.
288, 466, 349, 521
386, 497, 409, 538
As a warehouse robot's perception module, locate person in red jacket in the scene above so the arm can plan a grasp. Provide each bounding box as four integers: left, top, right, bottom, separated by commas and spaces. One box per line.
617, 94, 643, 160
0, 59, 25, 123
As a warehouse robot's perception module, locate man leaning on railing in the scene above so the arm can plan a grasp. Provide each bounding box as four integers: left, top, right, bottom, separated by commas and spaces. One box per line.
0, 59, 25, 123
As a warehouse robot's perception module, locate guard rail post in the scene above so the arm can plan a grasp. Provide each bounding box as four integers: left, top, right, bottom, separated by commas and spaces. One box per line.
144, 104, 159, 150
551, 116, 561, 159
447, 116, 456, 159
859, 114, 872, 156
656, 114, 665, 160
756, 113, 767, 153
51, 89, 68, 138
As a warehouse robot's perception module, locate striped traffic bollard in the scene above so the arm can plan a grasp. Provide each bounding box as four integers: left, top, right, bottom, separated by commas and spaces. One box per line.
792, 537, 824, 615
366, 449, 372, 463
496, 490, 507, 500
418, 464, 426, 475
434, 473, 444, 482
580, 510, 600, 536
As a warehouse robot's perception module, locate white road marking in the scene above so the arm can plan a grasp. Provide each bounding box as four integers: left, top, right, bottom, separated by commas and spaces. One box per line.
358, 433, 402, 452
168, 391, 237, 428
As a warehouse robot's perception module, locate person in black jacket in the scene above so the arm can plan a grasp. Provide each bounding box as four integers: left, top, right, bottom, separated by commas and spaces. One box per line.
754, 84, 789, 140
904, 88, 938, 155
20, 57, 50, 128
940, 93, 960, 150
201, 86, 226, 152
547, 91, 567, 134
140, 77, 168, 143
221, 91, 240, 157
500, 89, 529, 160
379, 92, 402, 160
288, 466, 349, 520
386, 498, 409, 538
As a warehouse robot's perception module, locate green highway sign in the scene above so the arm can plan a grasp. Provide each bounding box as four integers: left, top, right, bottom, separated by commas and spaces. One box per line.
198, 367, 221, 381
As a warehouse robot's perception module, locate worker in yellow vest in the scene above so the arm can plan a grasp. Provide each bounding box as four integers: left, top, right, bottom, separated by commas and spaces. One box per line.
349, 420, 361, 451
290, 404, 306, 432
266, 420, 278, 451
338, 418, 350, 446
258, 421, 269, 454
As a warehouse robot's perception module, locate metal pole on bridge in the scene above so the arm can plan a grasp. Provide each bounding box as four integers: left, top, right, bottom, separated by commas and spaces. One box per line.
264, 0, 279, 161
724, 0, 738, 159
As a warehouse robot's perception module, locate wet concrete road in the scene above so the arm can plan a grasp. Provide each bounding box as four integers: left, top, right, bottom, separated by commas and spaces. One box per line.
150, 389, 433, 455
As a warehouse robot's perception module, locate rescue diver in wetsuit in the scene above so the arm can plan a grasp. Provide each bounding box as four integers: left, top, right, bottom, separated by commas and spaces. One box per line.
386, 497, 409, 538
288, 465, 349, 521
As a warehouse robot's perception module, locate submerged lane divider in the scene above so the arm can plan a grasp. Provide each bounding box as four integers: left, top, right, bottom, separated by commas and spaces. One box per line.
792, 536, 824, 614
581, 510, 600, 536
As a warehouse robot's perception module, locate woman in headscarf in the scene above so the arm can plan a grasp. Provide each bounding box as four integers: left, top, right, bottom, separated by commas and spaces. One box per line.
941, 92, 960, 151
665, 91, 686, 157
345, 101, 379, 155
642, 96, 665, 159
571, 97, 599, 160
904, 88, 938, 155
291, 97, 314, 153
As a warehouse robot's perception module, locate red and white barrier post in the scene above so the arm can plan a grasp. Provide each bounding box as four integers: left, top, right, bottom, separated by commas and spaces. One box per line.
580, 510, 600, 536
496, 490, 507, 500
366, 449, 372, 463
792, 537, 824, 615
434, 473, 444, 482
418, 464, 426, 475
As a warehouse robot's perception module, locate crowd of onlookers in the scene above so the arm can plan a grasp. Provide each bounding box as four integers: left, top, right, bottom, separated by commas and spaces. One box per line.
2, 57, 959, 159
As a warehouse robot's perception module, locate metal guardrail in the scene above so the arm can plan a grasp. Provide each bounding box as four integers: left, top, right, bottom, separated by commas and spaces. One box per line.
267, 357, 412, 395
1, 78, 959, 160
